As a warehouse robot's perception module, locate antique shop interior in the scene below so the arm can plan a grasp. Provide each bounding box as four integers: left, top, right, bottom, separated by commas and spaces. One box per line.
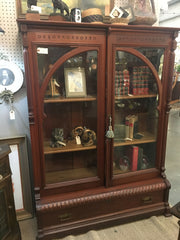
1, 0, 180, 239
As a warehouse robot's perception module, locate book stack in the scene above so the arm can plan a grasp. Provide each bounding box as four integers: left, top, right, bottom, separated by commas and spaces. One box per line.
125, 115, 138, 140
115, 69, 130, 96
131, 66, 150, 95
128, 145, 144, 171
119, 145, 150, 172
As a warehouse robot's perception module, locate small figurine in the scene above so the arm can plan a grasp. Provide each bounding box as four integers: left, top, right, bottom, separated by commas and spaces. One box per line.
81, 128, 96, 147
52, 0, 69, 16
71, 126, 84, 139
70, 8, 81, 22
50, 128, 66, 148
27, 0, 37, 10
71, 126, 96, 147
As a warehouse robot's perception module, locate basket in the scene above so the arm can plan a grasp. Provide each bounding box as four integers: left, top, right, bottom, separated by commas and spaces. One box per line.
111, 17, 129, 25
82, 8, 103, 23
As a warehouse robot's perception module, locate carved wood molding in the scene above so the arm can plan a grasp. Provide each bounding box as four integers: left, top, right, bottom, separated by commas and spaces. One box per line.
37, 182, 166, 212
30, 32, 99, 44
113, 33, 169, 46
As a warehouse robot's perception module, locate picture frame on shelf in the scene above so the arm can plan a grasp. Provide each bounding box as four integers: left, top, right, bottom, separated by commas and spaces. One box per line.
64, 67, 87, 98
130, 0, 157, 25
16, 0, 111, 19
123, 5, 135, 23
110, 0, 156, 25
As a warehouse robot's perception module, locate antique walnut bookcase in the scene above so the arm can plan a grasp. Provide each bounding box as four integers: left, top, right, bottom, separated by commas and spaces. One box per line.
17, 18, 179, 239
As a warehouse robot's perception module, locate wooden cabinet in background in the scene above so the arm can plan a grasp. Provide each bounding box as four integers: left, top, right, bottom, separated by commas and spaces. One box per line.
18, 19, 180, 240
0, 144, 21, 240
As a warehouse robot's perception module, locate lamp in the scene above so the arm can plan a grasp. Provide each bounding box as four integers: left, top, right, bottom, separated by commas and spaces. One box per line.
0, 27, 5, 35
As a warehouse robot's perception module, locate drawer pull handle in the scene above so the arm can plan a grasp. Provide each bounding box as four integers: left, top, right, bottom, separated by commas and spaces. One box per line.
58, 213, 72, 222
0, 174, 3, 180
142, 196, 152, 204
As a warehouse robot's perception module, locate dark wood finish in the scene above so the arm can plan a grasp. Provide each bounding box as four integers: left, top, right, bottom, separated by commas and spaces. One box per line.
0, 144, 21, 240
17, 19, 180, 240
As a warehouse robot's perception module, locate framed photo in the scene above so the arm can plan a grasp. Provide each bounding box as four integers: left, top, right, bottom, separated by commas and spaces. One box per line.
0, 60, 23, 93
64, 68, 87, 98
123, 5, 135, 23
0, 136, 33, 220
110, 0, 156, 25
16, 0, 110, 18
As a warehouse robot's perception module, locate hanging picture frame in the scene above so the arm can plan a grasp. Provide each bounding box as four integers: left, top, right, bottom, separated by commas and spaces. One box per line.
0, 60, 23, 94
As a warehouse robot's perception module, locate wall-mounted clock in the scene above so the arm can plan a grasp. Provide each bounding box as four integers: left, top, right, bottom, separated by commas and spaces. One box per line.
0, 60, 23, 93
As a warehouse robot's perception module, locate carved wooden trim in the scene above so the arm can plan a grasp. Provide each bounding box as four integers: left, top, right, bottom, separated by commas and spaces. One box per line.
37, 182, 166, 212
23, 48, 35, 124
112, 32, 170, 46
30, 32, 100, 44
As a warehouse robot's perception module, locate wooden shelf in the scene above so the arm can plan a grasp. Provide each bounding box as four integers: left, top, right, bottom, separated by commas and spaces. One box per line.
45, 167, 97, 184
44, 95, 97, 103
113, 167, 130, 175
115, 93, 157, 100
44, 140, 97, 155
114, 132, 156, 147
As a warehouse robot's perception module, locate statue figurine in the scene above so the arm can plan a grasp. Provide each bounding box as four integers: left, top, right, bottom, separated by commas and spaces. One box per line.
52, 0, 69, 16
27, 0, 37, 9
50, 128, 66, 148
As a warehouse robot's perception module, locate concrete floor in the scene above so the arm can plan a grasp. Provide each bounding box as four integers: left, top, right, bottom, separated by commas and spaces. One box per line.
19, 109, 180, 239
165, 109, 180, 206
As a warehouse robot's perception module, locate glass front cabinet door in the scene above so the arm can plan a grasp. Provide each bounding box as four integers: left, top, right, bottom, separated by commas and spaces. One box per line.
30, 29, 106, 194
18, 20, 179, 240
106, 29, 176, 188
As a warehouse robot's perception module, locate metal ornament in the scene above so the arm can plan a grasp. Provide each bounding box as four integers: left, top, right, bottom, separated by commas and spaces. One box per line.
106, 116, 114, 139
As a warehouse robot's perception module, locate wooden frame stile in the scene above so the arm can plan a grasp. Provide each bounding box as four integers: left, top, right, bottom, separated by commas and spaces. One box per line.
97, 36, 107, 186
159, 31, 179, 170
26, 34, 43, 201
105, 26, 114, 188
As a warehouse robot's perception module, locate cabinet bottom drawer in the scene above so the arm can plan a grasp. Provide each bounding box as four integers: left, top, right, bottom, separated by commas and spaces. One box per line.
36, 181, 169, 239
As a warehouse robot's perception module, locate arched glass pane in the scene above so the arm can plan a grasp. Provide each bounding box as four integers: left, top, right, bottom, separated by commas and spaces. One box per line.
113, 50, 159, 176
37, 46, 74, 86
136, 48, 165, 79
42, 50, 98, 185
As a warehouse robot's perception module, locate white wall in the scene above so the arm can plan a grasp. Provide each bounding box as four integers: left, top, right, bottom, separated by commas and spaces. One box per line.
0, 0, 34, 212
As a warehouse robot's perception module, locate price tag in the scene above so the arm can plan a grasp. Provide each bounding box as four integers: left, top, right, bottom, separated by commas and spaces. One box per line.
9, 110, 15, 120
31, 5, 42, 13
76, 136, 81, 145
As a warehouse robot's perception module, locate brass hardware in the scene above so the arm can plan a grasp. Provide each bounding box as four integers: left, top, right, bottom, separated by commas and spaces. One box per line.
142, 196, 152, 204
0, 174, 3, 180
58, 213, 72, 222
106, 116, 114, 139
